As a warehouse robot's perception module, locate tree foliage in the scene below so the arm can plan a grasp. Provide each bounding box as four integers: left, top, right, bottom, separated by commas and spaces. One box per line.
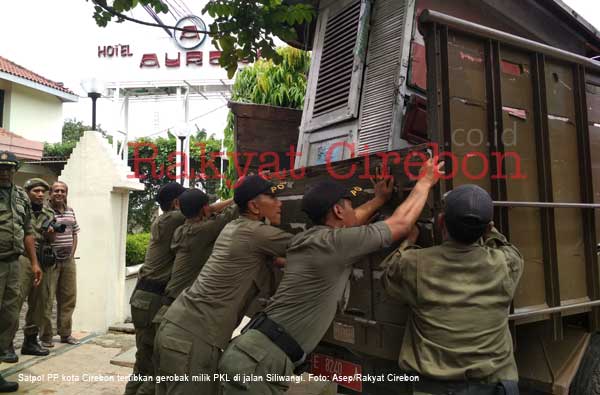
219, 46, 310, 198
126, 232, 150, 266
43, 119, 109, 158
90, 0, 315, 78
127, 129, 223, 232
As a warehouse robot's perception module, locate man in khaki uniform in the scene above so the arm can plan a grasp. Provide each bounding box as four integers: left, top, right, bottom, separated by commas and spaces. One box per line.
0, 151, 42, 393
126, 183, 233, 395
218, 158, 443, 395
152, 188, 237, 323
6, 178, 55, 361
154, 175, 293, 395
381, 184, 523, 395
125, 182, 187, 395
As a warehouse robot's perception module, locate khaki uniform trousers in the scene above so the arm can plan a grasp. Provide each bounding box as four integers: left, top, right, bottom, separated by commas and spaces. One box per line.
40, 258, 75, 341
154, 319, 221, 395
8, 256, 52, 341
218, 329, 294, 395
125, 289, 163, 395
0, 257, 20, 351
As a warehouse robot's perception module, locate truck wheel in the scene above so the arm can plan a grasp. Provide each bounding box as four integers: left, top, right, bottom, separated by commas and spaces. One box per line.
570, 333, 600, 395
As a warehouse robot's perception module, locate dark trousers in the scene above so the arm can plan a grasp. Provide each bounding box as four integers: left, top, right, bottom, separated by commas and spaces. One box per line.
124, 289, 163, 395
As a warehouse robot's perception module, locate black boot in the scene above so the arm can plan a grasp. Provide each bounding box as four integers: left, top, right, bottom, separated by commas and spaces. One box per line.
0, 373, 18, 393
21, 334, 50, 356
0, 343, 17, 363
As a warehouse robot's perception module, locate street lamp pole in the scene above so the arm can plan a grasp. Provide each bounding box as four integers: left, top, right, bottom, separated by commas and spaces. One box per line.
88, 92, 101, 131
178, 135, 186, 185
81, 78, 105, 132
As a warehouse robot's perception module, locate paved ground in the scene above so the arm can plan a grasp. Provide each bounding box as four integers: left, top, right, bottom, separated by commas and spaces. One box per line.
1, 331, 337, 395
1, 332, 135, 394
13, 300, 57, 350
3, 312, 338, 395
3, 302, 136, 394
6, 308, 532, 395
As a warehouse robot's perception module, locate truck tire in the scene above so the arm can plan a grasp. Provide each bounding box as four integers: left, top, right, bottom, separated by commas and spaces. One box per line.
570, 333, 600, 395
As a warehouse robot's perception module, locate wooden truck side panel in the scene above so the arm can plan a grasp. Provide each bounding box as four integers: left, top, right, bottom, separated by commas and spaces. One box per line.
257, 9, 600, 395
421, 10, 600, 332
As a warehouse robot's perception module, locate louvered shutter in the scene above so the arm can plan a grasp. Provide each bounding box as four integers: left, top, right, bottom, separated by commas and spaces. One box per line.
358, 0, 407, 154
302, 0, 371, 132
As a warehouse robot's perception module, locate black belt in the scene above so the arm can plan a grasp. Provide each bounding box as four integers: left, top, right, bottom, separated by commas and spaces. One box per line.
0, 253, 20, 262
415, 377, 519, 395
161, 296, 175, 306
136, 278, 167, 295
243, 312, 306, 367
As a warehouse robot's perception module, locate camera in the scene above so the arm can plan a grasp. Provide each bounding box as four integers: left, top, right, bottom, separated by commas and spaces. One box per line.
42, 218, 66, 233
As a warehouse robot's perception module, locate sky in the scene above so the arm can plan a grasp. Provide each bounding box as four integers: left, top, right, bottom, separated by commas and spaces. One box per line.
0, 0, 598, 141
0, 0, 232, 140
562, 0, 600, 30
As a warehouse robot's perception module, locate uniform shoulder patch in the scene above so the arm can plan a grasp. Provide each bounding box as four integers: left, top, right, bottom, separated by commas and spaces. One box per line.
14, 186, 29, 201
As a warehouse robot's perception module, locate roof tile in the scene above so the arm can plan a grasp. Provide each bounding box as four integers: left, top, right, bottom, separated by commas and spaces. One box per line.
0, 55, 75, 95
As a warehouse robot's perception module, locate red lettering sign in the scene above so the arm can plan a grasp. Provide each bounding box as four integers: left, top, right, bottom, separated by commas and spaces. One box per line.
209, 51, 221, 65
140, 53, 160, 68
180, 25, 200, 40
97, 45, 233, 68
165, 52, 181, 67
121, 45, 133, 57
99, 44, 135, 58
186, 51, 203, 66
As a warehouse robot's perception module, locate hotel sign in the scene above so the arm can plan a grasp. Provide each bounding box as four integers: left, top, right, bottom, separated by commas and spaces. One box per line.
97, 15, 220, 68
174, 15, 208, 50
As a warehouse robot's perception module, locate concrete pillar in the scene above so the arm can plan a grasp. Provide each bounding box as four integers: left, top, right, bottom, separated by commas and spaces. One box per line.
122, 95, 129, 164
59, 131, 144, 333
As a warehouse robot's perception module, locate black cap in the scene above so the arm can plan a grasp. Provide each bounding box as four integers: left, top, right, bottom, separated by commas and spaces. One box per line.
0, 151, 19, 167
234, 175, 275, 208
444, 184, 493, 242
178, 189, 209, 218
301, 180, 355, 223
156, 182, 186, 207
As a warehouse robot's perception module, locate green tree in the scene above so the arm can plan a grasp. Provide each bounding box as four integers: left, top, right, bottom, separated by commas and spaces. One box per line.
127, 129, 224, 232
43, 119, 109, 158
89, 0, 315, 78
219, 46, 310, 198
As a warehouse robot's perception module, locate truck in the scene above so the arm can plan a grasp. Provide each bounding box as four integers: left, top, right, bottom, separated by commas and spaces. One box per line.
234, 0, 600, 393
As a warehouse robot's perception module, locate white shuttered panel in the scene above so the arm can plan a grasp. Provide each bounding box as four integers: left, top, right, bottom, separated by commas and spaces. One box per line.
313, 1, 362, 117
358, 0, 407, 154
302, 0, 372, 132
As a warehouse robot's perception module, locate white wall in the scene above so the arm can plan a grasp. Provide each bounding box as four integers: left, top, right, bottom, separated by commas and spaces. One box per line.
60, 131, 143, 333
7, 83, 63, 143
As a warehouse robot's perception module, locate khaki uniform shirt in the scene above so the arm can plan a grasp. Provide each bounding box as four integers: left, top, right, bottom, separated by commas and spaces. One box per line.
138, 210, 186, 283
165, 205, 239, 299
164, 217, 292, 349
31, 205, 55, 247
381, 228, 524, 382
0, 185, 33, 260
265, 221, 393, 354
